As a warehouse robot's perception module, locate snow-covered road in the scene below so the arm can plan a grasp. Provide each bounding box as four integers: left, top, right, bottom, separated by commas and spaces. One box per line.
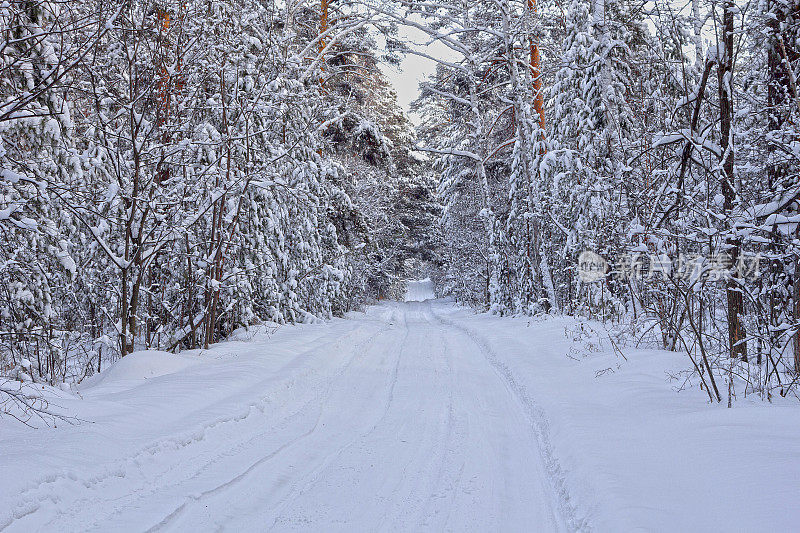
0, 301, 573, 532
4, 296, 800, 532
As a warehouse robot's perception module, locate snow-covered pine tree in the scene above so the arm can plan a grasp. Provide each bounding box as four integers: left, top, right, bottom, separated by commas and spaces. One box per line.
549, 0, 640, 317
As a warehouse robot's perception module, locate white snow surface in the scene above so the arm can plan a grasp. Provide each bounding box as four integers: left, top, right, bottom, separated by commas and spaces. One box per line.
82, 351, 200, 387
404, 278, 434, 302
2, 300, 800, 532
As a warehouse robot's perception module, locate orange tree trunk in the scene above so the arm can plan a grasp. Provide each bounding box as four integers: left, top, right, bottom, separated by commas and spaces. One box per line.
528, 0, 545, 131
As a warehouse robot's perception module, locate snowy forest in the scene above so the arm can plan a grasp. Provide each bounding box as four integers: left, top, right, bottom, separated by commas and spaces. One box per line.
1, 0, 443, 390
4, 0, 800, 415
5, 0, 800, 529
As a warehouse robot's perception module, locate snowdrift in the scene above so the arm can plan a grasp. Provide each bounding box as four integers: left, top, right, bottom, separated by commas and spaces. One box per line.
82, 350, 199, 389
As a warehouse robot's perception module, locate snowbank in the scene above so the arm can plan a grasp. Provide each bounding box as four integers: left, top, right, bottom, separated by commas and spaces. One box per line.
433, 304, 800, 532
81, 350, 199, 389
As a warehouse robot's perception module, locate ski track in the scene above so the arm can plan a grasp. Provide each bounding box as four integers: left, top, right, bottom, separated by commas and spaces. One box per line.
1, 301, 582, 532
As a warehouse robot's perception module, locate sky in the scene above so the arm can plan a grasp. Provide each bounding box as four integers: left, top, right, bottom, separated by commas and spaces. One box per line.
379, 21, 456, 125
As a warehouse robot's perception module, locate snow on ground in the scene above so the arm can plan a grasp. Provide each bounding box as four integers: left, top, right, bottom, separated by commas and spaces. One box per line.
1, 300, 799, 532
81, 351, 200, 388
404, 278, 434, 302
442, 306, 800, 532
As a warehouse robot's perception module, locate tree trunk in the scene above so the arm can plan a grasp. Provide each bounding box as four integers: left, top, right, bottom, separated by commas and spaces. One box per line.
718, 0, 747, 360
528, 0, 545, 132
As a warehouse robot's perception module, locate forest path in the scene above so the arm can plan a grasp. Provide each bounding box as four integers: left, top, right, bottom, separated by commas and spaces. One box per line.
0, 299, 568, 532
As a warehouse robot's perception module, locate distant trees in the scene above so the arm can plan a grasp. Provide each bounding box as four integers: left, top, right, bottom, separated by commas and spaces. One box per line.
404, 0, 552, 313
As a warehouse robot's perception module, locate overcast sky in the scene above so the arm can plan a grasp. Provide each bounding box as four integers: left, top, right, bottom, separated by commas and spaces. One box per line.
379, 21, 456, 125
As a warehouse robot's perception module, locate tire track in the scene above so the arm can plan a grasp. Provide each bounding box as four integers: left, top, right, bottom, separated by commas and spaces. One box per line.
144, 310, 403, 532
1, 320, 386, 533
429, 303, 589, 532
265, 306, 411, 529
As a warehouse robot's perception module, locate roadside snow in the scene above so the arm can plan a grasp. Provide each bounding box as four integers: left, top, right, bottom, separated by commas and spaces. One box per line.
441, 304, 800, 532
81, 351, 200, 388
1, 301, 798, 532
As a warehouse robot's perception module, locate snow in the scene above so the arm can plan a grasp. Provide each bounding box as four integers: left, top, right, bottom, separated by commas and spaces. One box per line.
0, 168, 23, 183
1, 300, 799, 531
81, 350, 200, 388
443, 307, 800, 532
404, 278, 434, 301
